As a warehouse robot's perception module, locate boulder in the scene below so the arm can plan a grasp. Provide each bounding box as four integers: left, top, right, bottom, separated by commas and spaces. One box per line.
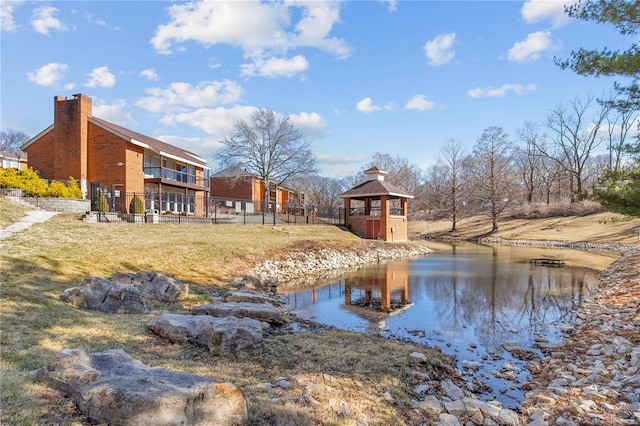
192, 301, 288, 326
61, 277, 147, 314
111, 270, 189, 302
230, 274, 278, 293
148, 314, 267, 357
224, 290, 278, 305
30, 348, 247, 426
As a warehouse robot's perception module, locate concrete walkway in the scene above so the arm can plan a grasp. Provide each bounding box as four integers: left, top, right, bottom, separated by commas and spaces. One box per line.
0, 210, 58, 240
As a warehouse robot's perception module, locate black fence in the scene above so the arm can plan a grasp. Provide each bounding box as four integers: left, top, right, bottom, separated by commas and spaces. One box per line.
93, 191, 345, 226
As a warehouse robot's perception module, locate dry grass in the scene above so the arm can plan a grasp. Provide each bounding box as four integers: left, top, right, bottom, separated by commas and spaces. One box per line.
0, 197, 29, 228
410, 212, 640, 244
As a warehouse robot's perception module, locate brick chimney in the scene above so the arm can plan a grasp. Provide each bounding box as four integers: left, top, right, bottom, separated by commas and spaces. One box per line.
53, 94, 92, 194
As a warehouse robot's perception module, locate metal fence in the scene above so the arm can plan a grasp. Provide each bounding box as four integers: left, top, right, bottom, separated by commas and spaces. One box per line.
93, 191, 345, 225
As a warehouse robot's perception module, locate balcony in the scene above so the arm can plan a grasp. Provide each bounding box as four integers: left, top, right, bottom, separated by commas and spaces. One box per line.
144, 166, 209, 190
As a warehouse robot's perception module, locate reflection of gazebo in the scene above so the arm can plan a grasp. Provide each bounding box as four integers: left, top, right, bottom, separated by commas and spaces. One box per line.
341, 260, 413, 330
343, 260, 411, 313
338, 166, 413, 241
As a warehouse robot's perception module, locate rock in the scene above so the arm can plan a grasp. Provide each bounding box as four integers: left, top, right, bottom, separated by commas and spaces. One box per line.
410, 351, 428, 362
30, 348, 247, 426
329, 398, 351, 417
438, 412, 462, 426
192, 301, 287, 326
224, 290, 278, 305
230, 274, 279, 292
111, 270, 189, 302
61, 276, 147, 313
462, 360, 481, 370
441, 378, 465, 401
147, 313, 267, 357
414, 384, 430, 394
497, 408, 522, 425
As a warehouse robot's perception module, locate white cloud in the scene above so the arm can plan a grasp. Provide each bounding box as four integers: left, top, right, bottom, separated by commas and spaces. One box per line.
92, 99, 138, 128
84, 12, 106, 27
150, 1, 349, 76
164, 105, 257, 135
405, 95, 436, 111
26, 62, 68, 86
136, 80, 243, 113
521, 0, 576, 28
289, 112, 326, 137
356, 97, 394, 114
31, 5, 67, 35
385, 0, 398, 13
423, 32, 456, 66
156, 135, 222, 161
241, 55, 309, 78
467, 83, 538, 98
86, 66, 116, 88
508, 31, 553, 63
140, 68, 159, 81
1, 1, 23, 32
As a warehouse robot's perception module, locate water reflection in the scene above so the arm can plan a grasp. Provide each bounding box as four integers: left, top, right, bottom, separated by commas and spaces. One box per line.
282, 243, 608, 406
343, 260, 411, 330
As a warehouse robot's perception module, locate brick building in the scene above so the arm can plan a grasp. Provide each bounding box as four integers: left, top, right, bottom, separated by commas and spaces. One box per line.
210, 166, 305, 214
22, 94, 211, 214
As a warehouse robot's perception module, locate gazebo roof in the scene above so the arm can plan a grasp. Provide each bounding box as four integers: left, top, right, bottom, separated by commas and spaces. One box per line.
338, 166, 413, 199
338, 180, 413, 199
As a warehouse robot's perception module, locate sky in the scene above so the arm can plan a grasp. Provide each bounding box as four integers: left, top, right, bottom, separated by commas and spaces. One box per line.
0, 0, 631, 178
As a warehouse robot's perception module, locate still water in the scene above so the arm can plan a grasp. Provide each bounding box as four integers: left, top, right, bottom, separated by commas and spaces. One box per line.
281, 242, 613, 407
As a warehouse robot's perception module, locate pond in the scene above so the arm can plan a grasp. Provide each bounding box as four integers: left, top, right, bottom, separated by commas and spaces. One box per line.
280, 242, 617, 408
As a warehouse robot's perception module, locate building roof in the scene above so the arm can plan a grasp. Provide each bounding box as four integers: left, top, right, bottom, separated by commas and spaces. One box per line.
0, 151, 27, 161
338, 179, 414, 199
22, 116, 210, 169
211, 166, 255, 178
89, 117, 210, 169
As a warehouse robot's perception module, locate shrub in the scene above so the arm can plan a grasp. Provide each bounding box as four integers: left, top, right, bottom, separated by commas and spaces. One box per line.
129, 195, 144, 214
66, 177, 83, 199
0, 168, 84, 198
93, 193, 108, 212
20, 168, 47, 197
46, 181, 68, 198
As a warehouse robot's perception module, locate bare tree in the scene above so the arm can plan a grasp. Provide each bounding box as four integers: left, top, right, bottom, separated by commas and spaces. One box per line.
360, 152, 423, 194
426, 139, 469, 231
358, 152, 425, 215
470, 126, 515, 232
603, 94, 639, 173
537, 96, 610, 201
215, 108, 318, 219
296, 174, 346, 208
1, 129, 29, 153
514, 122, 545, 204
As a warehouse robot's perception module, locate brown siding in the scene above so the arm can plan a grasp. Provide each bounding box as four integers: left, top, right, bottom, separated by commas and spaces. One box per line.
25, 130, 55, 178
87, 122, 128, 189
210, 176, 255, 200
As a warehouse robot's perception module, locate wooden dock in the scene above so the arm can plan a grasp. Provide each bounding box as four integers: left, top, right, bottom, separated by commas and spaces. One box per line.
531, 258, 565, 267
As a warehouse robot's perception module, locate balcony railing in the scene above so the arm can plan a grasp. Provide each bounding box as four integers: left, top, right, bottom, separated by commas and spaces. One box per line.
144, 167, 209, 187
349, 207, 404, 216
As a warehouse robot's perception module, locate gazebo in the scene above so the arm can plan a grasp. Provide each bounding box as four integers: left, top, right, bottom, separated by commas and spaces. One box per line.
338, 166, 413, 242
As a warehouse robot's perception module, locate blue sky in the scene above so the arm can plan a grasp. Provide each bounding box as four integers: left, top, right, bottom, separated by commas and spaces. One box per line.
1, 0, 629, 177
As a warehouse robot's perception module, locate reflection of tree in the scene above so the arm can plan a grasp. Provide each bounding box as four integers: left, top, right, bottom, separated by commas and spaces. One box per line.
410, 246, 601, 351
